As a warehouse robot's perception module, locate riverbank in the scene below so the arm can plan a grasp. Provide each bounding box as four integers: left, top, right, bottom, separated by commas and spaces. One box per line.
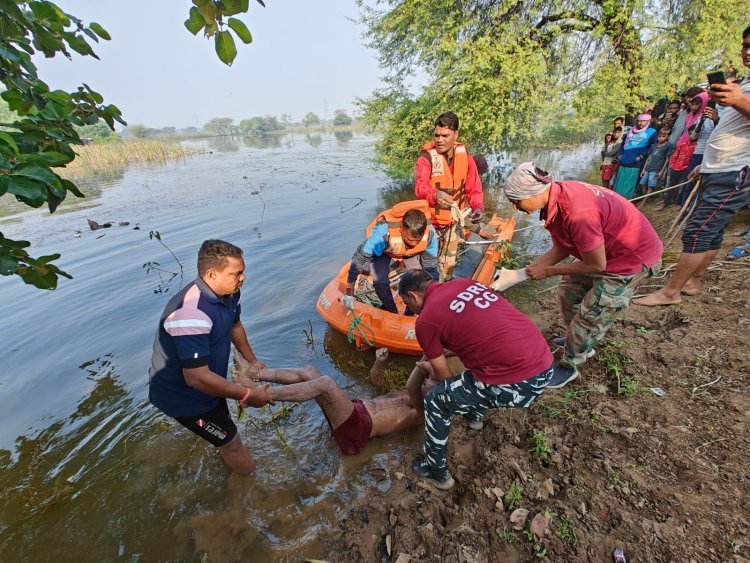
325, 204, 750, 562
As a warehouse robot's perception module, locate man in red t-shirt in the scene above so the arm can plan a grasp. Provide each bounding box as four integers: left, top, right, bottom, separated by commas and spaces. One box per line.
398, 270, 554, 489
415, 111, 485, 279
503, 162, 663, 389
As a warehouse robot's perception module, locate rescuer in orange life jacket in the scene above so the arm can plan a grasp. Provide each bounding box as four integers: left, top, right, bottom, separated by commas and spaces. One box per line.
415, 111, 485, 280
343, 201, 439, 314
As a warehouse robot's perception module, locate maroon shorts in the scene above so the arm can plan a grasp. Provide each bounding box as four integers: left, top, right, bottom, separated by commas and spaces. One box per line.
327, 399, 373, 455
601, 164, 615, 181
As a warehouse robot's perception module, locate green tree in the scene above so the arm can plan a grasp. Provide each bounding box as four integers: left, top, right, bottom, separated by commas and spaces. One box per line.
127, 124, 153, 138
75, 120, 113, 140
0, 1, 125, 288
203, 117, 235, 136
356, 0, 746, 177
238, 115, 279, 135
302, 112, 321, 127
332, 109, 353, 126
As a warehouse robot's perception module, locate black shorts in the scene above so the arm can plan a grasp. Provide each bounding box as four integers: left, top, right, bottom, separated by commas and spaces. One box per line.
174, 399, 237, 447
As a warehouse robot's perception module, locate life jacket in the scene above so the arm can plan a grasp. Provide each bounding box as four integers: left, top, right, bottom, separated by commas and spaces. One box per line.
366, 200, 431, 259
420, 141, 469, 228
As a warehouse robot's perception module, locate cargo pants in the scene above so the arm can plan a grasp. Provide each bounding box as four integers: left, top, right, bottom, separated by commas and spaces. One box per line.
436, 222, 464, 281
558, 261, 661, 367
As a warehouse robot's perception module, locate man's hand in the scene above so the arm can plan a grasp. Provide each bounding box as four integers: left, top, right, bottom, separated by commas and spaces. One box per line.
469, 208, 483, 223
525, 262, 550, 280
246, 383, 274, 408
342, 295, 356, 310
435, 191, 453, 209
688, 165, 702, 181
709, 82, 745, 107
703, 106, 717, 122
416, 360, 434, 378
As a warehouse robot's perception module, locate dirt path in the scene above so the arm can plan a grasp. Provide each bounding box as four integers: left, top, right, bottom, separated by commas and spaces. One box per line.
325, 206, 750, 562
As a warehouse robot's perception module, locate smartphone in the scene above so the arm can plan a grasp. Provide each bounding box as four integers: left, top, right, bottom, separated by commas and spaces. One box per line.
707, 100, 717, 109
707, 71, 727, 85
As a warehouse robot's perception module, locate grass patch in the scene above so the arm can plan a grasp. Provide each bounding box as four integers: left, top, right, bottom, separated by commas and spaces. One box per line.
62, 138, 202, 179
538, 388, 589, 420
597, 341, 642, 396
504, 483, 524, 510
555, 514, 579, 547
529, 429, 552, 463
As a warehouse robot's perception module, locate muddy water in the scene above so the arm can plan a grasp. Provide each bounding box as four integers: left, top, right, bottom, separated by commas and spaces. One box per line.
0, 134, 598, 561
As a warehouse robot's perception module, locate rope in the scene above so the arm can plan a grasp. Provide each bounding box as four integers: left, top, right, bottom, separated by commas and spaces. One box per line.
630, 178, 695, 202
348, 315, 376, 348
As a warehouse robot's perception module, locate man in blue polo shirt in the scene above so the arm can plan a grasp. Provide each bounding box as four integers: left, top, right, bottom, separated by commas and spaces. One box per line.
149, 239, 272, 474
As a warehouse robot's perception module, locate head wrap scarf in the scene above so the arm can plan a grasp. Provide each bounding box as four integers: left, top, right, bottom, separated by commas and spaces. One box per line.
503, 162, 552, 201
680, 92, 709, 144
623, 114, 653, 147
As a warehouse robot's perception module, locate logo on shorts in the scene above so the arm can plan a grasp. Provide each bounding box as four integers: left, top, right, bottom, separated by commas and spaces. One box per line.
196, 419, 206, 427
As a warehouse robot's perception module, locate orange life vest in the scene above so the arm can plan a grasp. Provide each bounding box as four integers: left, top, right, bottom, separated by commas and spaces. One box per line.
420, 141, 470, 228
366, 200, 431, 259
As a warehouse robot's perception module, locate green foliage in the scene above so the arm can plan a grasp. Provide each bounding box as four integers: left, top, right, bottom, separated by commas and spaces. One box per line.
75, 120, 112, 140
356, 0, 745, 177
332, 109, 353, 126
184, 0, 264, 66
529, 429, 552, 463
555, 514, 579, 547
0, 1, 126, 288
301, 112, 321, 127
239, 115, 280, 135
504, 483, 524, 510
203, 117, 235, 136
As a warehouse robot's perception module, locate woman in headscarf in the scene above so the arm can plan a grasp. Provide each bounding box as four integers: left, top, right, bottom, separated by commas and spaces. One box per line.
612, 114, 657, 199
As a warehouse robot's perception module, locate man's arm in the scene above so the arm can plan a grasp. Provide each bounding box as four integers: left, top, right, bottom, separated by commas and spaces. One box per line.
183, 365, 272, 408
464, 154, 484, 211
525, 244, 569, 279
346, 225, 387, 293
231, 321, 263, 367
426, 354, 454, 382
405, 361, 428, 413
709, 82, 750, 120
527, 246, 606, 279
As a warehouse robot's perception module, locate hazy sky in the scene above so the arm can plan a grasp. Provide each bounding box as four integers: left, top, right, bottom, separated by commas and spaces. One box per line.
34, 0, 383, 129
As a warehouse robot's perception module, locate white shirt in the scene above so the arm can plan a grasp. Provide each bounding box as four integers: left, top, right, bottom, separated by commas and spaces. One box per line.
701, 78, 750, 173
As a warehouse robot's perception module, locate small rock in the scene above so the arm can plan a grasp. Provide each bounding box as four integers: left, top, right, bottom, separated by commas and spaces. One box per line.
495, 500, 504, 512
491, 486, 505, 501
578, 502, 587, 515
424, 523, 434, 532
510, 460, 527, 481
530, 511, 552, 540
395, 554, 411, 563
390, 514, 398, 527
118, 221, 130, 226
394, 471, 405, 481
550, 452, 563, 465
621, 484, 631, 495
535, 478, 555, 500
386, 535, 392, 556
510, 508, 529, 530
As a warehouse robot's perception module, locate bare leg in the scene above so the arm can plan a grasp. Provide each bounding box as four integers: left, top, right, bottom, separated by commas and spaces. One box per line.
267, 375, 354, 429
681, 250, 718, 295
254, 366, 321, 384
634, 251, 709, 306
217, 433, 256, 475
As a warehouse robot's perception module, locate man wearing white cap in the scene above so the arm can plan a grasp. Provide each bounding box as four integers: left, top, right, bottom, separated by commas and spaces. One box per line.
503, 163, 663, 388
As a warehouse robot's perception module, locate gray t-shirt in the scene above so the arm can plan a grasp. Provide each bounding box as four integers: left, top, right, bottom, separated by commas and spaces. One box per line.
645, 142, 673, 172
701, 78, 750, 173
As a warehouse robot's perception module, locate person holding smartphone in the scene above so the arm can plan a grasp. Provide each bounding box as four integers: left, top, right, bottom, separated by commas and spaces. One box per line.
635, 25, 750, 307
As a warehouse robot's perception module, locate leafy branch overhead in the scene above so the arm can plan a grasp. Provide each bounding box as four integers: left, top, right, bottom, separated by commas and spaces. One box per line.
185, 0, 266, 66
0, 1, 126, 288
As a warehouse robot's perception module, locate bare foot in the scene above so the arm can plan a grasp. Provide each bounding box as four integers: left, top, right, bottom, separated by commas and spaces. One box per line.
369, 348, 390, 388
680, 282, 701, 296
633, 291, 682, 307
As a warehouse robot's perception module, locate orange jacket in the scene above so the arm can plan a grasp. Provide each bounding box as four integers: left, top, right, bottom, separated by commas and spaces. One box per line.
418, 141, 471, 227
366, 200, 431, 258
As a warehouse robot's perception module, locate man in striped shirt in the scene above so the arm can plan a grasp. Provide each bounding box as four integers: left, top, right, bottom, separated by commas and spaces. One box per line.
148, 240, 271, 474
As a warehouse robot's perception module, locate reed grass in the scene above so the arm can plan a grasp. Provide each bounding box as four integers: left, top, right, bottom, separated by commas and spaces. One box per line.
62, 138, 203, 179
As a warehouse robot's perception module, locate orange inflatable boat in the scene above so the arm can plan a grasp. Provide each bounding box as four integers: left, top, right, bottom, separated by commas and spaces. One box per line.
316, 211, 517, 355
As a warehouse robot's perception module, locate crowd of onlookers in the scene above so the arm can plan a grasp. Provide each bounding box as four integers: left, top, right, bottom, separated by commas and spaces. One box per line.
598, 64, 744, 210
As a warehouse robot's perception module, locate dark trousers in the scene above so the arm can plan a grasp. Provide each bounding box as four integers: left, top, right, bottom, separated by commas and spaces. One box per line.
370, 253, 422, 313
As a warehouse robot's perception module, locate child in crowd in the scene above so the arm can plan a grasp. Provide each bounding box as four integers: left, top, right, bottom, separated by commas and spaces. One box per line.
637, 128, 672, 205
600, 132, 613, 187
601, 126, 623, 188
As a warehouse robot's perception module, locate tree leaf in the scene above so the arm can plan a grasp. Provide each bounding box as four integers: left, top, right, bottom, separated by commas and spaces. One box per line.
14, 163, 59, 186
89, 22, 111, 41
227, 18, 252, 44
214, 30, 237, 66
0, 132, 20, 156
184, 7, 205, 36
7, 175, 46, 203
193, 0, 217, 25
0, 253, 20, 276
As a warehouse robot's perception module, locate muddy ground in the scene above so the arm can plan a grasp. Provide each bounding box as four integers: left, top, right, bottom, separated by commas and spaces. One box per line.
325, 206, 750, 563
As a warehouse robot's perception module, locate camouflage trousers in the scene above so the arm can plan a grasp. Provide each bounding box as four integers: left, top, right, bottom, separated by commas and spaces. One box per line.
423, 368, 552, 474
436, 222, 465, 281
558, 261, 661, 367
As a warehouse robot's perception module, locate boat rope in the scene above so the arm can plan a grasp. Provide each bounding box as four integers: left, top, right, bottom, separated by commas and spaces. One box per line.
348, 315, 376, 348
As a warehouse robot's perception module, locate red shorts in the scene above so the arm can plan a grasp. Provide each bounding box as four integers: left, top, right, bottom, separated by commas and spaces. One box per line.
601, 164, 615, 181
328, 399, 373, 455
